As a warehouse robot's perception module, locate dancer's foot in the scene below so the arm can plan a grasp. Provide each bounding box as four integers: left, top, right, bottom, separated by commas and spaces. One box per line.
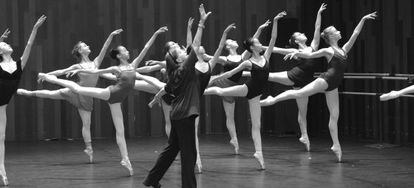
0, 171, 8, 186
253, 152, 265, 170
83, 148, 93, 163
380, 91, 400, 101
196, 155, 202, 174
17, 89, 34, 97
299, 136, 310, 152
120, 158, 134, 176
260, 96, 275, 106
230, 139, 239, 155
331, 145, 342, 162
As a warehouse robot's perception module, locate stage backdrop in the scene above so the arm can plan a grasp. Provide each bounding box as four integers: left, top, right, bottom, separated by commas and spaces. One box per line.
1, 0, 413, 145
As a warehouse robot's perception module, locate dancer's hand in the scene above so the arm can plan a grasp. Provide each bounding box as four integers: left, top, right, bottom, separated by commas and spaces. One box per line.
34, 15, 47, 29
274, 11, 287, 21
362, 11, 377, 20
318, 3, 327, 14
66, 69, 81, 78
187, 17, 194, 28
258, 20, 271, 30
199, 4, 212, 21
208, 75, 221, 85
149, 88, 166, 108
0, 28, 11, 40
160, 68, 166, 74
224, 23, 236, 34
38, 73, 56, 82
111, 29, 123, 36
284, 51, 298, 61
155, 26, 168, 35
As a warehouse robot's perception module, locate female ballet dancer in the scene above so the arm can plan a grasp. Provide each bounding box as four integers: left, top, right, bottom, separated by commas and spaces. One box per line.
261, 12, 377, 162
17, 29, 122, 163
38, 26, 168, 176
143, 4, 210, 188
259, 3, 327, 151
0, 15, 46, 185
204, 11, 287, 170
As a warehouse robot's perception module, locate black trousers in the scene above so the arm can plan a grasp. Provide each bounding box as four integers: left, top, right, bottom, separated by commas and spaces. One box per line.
144, 115, 197, 188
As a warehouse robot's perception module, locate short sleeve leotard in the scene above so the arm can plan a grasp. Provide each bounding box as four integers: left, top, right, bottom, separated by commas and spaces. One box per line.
319, 47, 347, 91
0, 60, 23, 105
107, 69, 136, 104
60, 63, 99, 111
245, 58, 269, 99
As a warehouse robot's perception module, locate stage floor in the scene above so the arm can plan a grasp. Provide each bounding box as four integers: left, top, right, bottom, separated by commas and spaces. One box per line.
4, 135, 414, 188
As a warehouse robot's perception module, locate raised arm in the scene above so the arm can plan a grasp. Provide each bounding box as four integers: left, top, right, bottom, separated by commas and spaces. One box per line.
192, 4, 211, 49
130, 26, 168, 69
94, 29, 123, 67
310, 3, 326, 51
0, 28, 10, 43
264, 11, 286, 61
209, 23, 236, 69
209, 60, 250, 85
21, 15, 46, 69
186, 17, 194, 48
241, 20, 272, 60
342, 11, 377, 53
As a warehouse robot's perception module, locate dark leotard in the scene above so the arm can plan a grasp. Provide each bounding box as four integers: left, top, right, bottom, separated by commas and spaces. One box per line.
319, 47, 347, 91
287, 48, 325, 88
223, 57, 243, 83
196, 62, 211, 95
245, 58, 269, 99
0, 60, 23, 105
107, 69, 136, 104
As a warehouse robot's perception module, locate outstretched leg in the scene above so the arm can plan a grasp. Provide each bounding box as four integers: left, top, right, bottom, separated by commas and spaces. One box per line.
17, 88, 65, 99
0, 106, 8, 186
248, 96, 265, 170
204, 84, 248, 97
325, 89, 342, 162
222, 100, 239, 154
78, 109, 94, 163
108, 103, 133, 175
260, 78, 328, 106
268, 71, 294, 86
380, 85, 414, 101
295, 96, 310, 151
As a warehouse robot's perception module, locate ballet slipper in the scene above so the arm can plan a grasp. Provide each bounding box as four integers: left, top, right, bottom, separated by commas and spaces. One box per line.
331, 145, 342, 162
230, 139, 239, 155
379, 91, 400, 101
253, 152, 265, 170
299, 136, 310, 152
0, 170, 8, 186
83, 148, 93, 163
120, 158, 134, 176
196, 155, 202, 174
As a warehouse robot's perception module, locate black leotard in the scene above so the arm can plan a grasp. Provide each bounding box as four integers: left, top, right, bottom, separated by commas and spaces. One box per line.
107, 69, 136, 104
319, 48, 347, 91
287, 49, 325, 88
0, 60, 23, 105
196, 62, 211, 95
223, 57, 243, 83
245, 58, 269, 99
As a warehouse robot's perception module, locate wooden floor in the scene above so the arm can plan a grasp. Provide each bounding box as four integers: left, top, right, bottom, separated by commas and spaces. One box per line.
4, 135, 414, 188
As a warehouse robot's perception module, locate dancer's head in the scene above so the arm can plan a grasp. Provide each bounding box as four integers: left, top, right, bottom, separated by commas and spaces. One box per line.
321, 26, 342, 45
289, 32, 308, 49
0, 42, 13, 61
225, 39, 239, 51
110, 45, 130, 62
71, 41, 91, 62
243, 37, 262, 54
164, 41, 188, 64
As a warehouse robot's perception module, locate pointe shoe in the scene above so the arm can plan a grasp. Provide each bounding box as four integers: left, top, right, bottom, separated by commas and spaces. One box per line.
380, 91, 400, 101
120, 159, 134, 176
0, 174, 8, 186
331, 146, 342, 162
83, 148, 93, 163
230, 139, 239, 155
17, 89, 33, 96
253, 152, 265, 170
299, 137, 310, 152
260, 96, 274, 106
196, 158, 203, 174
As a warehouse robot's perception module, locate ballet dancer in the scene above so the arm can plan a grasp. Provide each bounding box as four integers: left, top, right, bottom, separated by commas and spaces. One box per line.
17, 29, 123, 163
38, 26, 168, 176
261, 11, 378, 162
204, 11, 287, 170
0, 15, 46, 185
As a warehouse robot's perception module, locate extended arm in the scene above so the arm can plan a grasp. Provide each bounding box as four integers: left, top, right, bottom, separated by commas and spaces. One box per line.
209, 23, 236, 69
94, 29, 123, 67
21, 15, 47, 69
264, 11, 286, 61
342, 11, 377, 53
310, 3, 326, 51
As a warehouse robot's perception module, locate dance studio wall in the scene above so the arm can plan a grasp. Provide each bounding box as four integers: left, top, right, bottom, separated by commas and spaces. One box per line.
0, 0, 299, 141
